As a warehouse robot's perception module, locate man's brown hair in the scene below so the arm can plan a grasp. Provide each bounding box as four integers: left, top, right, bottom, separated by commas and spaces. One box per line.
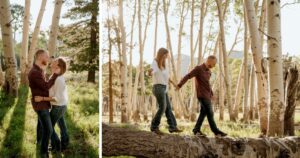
57, 58, 67, 75
34, 49, 47, 61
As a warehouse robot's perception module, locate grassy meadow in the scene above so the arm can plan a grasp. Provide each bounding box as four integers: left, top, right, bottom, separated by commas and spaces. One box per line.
0, 72, 99, 157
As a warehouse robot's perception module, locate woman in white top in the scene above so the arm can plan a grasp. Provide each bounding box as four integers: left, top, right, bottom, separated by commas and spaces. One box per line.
35, 57, 69, 151
150, 48, 182, 135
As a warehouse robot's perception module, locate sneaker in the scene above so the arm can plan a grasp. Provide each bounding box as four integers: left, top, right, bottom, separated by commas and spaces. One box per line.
169, 127, 183, 133
193, 131, 207, 136
215, 131, 227, 137
151, 128, 164, 135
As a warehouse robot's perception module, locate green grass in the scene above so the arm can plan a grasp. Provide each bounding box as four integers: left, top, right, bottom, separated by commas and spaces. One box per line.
104, 109, 300, 138
0, 72, 99, 157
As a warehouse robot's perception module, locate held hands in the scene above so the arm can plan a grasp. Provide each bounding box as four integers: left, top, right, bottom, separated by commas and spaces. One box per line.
175, 85, 180, 91
34, 96, 44, 102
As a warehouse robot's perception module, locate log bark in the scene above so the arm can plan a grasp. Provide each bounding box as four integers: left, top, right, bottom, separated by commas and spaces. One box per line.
102, 124, 300, 158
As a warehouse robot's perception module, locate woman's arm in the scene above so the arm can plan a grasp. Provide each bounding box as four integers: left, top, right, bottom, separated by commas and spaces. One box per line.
34, 96, 55, 102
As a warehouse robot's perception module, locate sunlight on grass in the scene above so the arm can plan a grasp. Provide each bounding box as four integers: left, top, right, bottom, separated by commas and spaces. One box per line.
0, 72, 99, 157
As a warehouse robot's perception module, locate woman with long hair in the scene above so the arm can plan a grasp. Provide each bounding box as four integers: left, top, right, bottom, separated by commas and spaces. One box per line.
150, 48, 182, 135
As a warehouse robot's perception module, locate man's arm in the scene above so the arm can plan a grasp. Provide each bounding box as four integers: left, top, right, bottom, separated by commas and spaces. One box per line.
30, 71, 58, 91
177, 66, 199, 89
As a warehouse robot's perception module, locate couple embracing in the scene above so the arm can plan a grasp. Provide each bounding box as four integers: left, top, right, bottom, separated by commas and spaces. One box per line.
28, 49, 69, 157
150, 48, 227, 137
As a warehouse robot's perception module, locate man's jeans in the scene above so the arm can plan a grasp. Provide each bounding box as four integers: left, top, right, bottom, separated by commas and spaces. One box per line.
50, 106, 69, 150
36, 110, 53, 155
151, 84, 177, 130
193, 98, 220, 134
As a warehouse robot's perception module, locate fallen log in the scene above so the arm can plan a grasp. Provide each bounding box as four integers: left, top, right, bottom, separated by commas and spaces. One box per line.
102, 123, 300, 158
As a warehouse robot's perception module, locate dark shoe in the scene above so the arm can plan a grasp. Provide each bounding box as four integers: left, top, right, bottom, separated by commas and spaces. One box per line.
169, 127, 183, 133
193, 131, 207, 136
151, 128, 164, 135
215, 131, 227, 137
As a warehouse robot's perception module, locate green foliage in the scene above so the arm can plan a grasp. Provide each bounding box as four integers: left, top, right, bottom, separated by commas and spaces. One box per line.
58, 0, 99, 74
10, 4, 25, 39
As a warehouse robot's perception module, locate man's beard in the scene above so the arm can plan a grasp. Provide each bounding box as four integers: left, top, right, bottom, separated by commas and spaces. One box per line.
41, 61, 48, 66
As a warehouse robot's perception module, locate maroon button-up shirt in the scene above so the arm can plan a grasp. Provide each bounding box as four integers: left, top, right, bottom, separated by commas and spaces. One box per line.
28, 64, 58, 111
178, 63, 213, 100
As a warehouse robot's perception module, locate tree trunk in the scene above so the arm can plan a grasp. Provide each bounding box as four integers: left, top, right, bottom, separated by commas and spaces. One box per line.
107, 1, 113, 124
248, 63, 255, 120
244, 0, 268, 135
232, 62, 245, 120
215, 0, 234, 121
188, 0, 197, 121
266, 0, 285, 137
102, 124, 300, 158
197, 0, 207, 64
162, 0, 189, 118
176, 1, 187, 80
284, 67, 299, 136
131, 67, 141, 122
218, 40, 224, 121
0, 59, 4, 86
127, 0, 137, 119
87, 0, 98, 83
47, 0, 63, 57
27, 0, 47, 69
20, 0, 30, 85
118, 0, 128, 123
0, 0, 19, 96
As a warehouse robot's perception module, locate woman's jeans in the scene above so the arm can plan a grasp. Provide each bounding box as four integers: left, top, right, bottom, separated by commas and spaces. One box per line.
50, 106, 69, 150
36, 110, 53, 155
151, 84, 177, 130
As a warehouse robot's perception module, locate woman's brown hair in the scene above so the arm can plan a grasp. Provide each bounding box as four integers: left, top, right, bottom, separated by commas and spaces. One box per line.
155, 48, 169, 69
57, 58, 67, 75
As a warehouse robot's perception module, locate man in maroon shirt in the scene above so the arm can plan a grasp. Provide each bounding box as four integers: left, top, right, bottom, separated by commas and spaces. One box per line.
176, 55, 227, 137
28, 49, 60, 157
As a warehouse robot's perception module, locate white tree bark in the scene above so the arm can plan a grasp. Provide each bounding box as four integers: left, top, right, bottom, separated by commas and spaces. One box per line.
27, 0, 47, 68
162, 0, 189, 118
0, 0, 19, 96
127, 0, 137, 119
242, 7, 250, 122
197, 0, 207, 64
20, 0, 31, 85
47, 0, 63, 57
233, 62, 245, 120
215, 0, 234, 120
266, 0, 285, 136
244, 0, 268, 135
218, 40, 224, 121
118, 0, 128, 123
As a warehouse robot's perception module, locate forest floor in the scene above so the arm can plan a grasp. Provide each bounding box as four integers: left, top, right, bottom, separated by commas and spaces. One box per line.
102, 108, 300, 158
0, 72, 99, 158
